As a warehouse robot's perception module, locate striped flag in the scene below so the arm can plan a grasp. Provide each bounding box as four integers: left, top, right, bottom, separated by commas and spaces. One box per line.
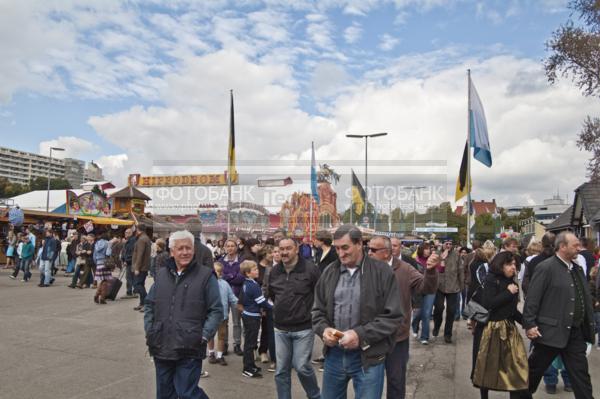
311, 142, 320, 204
455, 141, 471, 201
351, 169, 366, 216
469, 76, 492, 167
228, 90, 237, 183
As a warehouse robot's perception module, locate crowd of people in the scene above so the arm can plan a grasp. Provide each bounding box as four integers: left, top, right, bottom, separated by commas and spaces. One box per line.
3, 222, 600, 399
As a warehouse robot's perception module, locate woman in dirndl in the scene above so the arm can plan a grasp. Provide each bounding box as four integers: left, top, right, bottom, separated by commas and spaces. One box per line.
472, 251, 529, 398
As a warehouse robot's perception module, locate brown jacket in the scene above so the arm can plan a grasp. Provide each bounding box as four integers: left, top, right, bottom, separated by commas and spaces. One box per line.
132, 232, 151, 272
391, 257, 438, 341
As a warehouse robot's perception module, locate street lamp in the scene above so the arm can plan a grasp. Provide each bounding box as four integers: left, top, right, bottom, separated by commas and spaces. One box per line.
402, 185, 426, 233
46, 147, 65, 213
346, 132, 388, 227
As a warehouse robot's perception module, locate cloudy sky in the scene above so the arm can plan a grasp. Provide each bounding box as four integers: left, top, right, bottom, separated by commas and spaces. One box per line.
1, 0, 594, 209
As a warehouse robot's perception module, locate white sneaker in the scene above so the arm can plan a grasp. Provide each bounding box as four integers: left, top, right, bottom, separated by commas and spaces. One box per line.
200, 370, 209, 378
412, 332, 418, 338
420, 339, 429, 345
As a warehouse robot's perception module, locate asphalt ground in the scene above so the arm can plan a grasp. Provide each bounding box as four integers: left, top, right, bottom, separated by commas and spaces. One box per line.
0, 268, 597, 399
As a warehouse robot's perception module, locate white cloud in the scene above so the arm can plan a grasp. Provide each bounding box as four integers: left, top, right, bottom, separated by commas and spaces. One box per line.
344, 23, 362, 44
96, 154, 129, 181
306, 14, 335, 49
378, 33, 400, 51
309, 62, 351, 98
86, 49, 597, 207
39, 136, 98, 160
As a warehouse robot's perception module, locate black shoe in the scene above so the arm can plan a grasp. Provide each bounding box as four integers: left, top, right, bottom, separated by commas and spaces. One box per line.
564, 385, 573, 393
208, 353, 218, 364
234, 344, 243, 356
312, 356, 325, 364
133, 305, 143, 311
38, 284, 49, 287
242, 369, 262, 378
223, 345, 229, 356
444, 335, 452, 344
432, 328, 440, 337
253, 366, 262, 373
545, 385, 557, 394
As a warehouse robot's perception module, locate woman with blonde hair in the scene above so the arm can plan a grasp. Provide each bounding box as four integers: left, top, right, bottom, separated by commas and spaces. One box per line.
518, 240, 542, 283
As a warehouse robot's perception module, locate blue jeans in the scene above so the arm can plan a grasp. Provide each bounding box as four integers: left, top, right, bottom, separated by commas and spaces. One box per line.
274, 328, 321, 399
66, 259, 75, 273
543, 357, 571, 387
41, 260, 53, 285
20, 258, 31, 280
154, 357, 209, 399
322, 346, 385, 399
416, 293, 435, 340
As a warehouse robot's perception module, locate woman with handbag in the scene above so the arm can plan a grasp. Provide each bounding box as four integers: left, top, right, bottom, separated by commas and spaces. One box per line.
472, 251, 529, 398
467, 241, 496, 379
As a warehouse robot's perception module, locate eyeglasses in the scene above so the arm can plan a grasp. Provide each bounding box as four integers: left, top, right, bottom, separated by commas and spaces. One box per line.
368, 247, 387, 253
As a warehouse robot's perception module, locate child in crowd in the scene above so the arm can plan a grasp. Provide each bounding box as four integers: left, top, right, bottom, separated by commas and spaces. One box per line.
240, 260, 272, 378
208, 262, 238, 366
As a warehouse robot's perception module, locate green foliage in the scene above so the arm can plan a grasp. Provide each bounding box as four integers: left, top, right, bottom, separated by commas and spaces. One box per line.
29, 176, 72, 191
0, 177, 29, 198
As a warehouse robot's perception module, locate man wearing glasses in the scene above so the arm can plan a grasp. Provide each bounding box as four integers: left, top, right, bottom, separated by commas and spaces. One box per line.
368, 235, 438, 399
312, 225, 402, 398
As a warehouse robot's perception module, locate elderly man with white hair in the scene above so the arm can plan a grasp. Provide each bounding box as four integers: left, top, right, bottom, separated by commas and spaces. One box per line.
144, 230, 223, 399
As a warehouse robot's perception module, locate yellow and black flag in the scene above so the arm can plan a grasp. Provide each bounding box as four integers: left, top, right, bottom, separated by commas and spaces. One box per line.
455, 141, 471, 201
228, 90, 237, 183
351, 169, 366, 215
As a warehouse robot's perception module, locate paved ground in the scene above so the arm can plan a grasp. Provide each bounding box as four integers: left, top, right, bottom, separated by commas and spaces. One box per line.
0, 268, 598, 399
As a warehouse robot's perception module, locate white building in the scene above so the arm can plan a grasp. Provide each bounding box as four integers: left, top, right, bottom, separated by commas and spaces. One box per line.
505, 195, 570, 226
0, 146, 104, 188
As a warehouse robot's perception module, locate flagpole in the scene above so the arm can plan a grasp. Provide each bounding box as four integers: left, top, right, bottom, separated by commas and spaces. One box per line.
227, 90, 233, 238
310, 141, 314, 241
466, 70, 472, 248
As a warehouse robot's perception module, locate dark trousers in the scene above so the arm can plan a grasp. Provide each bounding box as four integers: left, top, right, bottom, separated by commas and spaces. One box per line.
125, 262, 133, 295
133, 271, 148, 306
70, 264, 82, 286
242, 314, 260, 371
258, 309, 276, 360
79, 263, 92, 286
154, 357, 208, 399
385, 339, 409, 399
521, 326, 593, 399
433, 291, 458, 337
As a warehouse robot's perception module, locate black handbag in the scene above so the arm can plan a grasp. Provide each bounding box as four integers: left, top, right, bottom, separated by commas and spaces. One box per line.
463, 286, 489, 324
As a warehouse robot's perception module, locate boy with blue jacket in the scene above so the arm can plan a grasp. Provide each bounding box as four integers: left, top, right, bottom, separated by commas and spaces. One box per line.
240, 260, 272, 378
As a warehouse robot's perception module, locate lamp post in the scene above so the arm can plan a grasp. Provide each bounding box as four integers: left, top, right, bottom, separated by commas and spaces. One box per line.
403, 185, 426, 233
46, 147, 65, 213
346, 132, 387, 227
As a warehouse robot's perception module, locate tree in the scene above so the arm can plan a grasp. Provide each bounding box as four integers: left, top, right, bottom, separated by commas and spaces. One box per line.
0, 177, 29, 198
29, 177, 72, 191
545, 0, 600, 181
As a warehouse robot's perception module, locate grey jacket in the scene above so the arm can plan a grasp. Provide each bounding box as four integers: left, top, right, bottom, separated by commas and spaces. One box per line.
144, 258, 223, 360
437, 250, 464, 294
312, 254, 403, 368
523, 255, 595, 348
